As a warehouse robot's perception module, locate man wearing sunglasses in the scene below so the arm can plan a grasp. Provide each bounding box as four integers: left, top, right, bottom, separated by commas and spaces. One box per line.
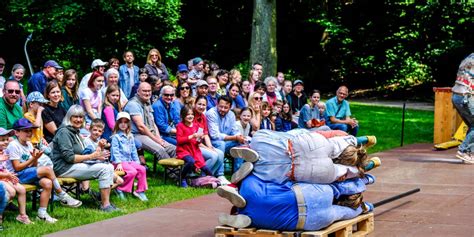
27, 60, 62, 95
152, 85, 180, 145
0, 80, 23, 129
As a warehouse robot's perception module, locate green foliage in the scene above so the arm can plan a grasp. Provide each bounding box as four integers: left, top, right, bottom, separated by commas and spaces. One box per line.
310, 1, 474, 92
4, 0, 185, 75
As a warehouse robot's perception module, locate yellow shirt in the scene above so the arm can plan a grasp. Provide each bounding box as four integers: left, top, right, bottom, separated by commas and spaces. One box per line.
24, 112, 43, 145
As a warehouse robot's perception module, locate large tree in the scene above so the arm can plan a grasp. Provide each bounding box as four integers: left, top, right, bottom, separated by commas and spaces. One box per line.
250, 0, 277, 78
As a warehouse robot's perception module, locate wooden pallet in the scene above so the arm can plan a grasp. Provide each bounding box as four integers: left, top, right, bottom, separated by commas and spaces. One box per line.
215, 213, 374, 237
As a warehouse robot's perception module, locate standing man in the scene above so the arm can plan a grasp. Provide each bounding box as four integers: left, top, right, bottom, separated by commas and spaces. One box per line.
206, 95, 246, 170
0, 80, 23, 129
252, 62, 263, 80
124, 82, 176, 166
119, 51, 139, 99
27, 60, 62, 94
325, 85, 359, 136
452, 53, 474, 163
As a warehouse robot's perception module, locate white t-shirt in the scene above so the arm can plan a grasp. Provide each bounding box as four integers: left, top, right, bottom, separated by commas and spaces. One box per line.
5, 139, 34, 173
80, 88, 103, 113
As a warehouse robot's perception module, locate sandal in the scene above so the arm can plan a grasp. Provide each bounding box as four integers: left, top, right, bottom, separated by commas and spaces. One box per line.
16, 214, 34, 224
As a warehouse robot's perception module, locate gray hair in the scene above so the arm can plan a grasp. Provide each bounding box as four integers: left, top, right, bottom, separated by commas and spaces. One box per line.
160, 85, 176, 97
62, 105, 86, 128
104, 68, 119, 80
264, 76, 277, 85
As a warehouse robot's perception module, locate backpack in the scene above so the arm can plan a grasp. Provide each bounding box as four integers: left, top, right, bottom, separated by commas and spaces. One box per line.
190, 176, 221, 189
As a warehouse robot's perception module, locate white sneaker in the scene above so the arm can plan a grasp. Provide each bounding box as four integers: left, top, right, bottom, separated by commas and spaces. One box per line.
230, 147, 259, 163
217, 176, 231, 186
217, 185, 246, 208
37, 212, 58, 223
59, 193, 82, 208
456, 151, 474, 164
231, 162, 253, 184
219, 213, 251, 228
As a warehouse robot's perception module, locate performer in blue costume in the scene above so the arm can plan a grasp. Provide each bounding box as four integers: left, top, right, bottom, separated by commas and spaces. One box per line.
219, 174, 373, 230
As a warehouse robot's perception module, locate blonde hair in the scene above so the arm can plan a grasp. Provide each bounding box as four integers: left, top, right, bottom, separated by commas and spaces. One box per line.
146, 48, 162, 67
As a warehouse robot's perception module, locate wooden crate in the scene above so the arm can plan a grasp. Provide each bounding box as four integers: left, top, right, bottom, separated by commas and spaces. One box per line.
215, 213, 374, 237
433, 87, 462, 144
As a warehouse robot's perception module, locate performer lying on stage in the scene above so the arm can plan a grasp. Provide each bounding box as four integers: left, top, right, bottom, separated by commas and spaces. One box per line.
218, 174, 374, 230
229, 129, 379, 185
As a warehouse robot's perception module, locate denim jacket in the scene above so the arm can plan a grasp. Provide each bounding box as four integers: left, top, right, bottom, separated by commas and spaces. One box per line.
110, 131, 139, 164
119, 64, 139, 98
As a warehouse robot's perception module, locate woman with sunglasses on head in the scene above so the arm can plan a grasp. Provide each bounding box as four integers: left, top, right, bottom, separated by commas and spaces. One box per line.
248, 92, 263, 136
144, 48, 169, 81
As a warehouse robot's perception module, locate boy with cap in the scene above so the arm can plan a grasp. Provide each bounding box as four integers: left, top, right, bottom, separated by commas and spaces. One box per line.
290, 79, 307, 115
189, 57, 204, 81
24, 92, 48, 148
6, 118, 82, 223
27, 60, 62, 94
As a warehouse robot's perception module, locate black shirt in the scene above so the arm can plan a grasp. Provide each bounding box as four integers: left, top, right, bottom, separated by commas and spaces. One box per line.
42, 104, 67, 143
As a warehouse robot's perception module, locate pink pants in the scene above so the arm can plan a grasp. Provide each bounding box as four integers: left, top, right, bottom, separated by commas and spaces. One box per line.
114, 162, 148, 193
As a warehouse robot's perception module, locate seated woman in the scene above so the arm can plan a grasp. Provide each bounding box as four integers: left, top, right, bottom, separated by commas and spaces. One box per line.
229, 129, 379, 185
51, 105, 119, 212
298, 89, 330, 131
219, 174, 373, 230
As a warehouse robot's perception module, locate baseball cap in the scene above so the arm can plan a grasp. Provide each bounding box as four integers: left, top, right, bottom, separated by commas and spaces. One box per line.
177, 64, 188, 73
12, 118, 38, 130
0, 128, 13, 136
27, 91, 49, 104
293, 79, 304, 86
196, 80, 208, 87
116, 112, 131, 121
91, 59, 107, 69
44, 60, 63, 69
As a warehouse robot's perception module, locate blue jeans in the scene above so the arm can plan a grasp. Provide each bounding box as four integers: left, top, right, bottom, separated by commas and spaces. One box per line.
452, 94, 474, 153
327, 123, 359, 136
201, 147, 224, 177
162, 135, 177, 146
211, 140, 242, 171
0, 182, 7, 215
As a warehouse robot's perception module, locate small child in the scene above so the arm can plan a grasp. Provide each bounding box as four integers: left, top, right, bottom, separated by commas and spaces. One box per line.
176, 106, 213, 188
82, 119, 122, 192
236, 108, 252, 142
6, 118, 82, 223
130, 68, 149, 98
318, 102, 327, 121
0, 128, 32, 225
110, 112, 148, 201
23, 92, 51, 160
259, 101, 274, 130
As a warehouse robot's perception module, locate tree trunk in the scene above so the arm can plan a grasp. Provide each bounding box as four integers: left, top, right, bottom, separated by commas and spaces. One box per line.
250, 0, 277, 79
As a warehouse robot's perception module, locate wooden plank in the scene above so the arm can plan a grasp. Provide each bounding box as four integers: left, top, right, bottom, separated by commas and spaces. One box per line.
215, 213, 374, 237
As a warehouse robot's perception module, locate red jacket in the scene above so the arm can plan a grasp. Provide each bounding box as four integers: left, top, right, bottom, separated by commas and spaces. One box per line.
176, 122, 205, 168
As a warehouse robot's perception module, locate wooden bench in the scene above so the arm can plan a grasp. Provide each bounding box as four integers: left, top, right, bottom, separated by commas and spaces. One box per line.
215, 213, 374, 237
22, 183, 54, 211
58, 170, 127, 199
157, 158, 184, 186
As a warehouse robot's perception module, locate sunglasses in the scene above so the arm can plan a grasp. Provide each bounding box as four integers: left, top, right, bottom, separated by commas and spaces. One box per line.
6, 89, 21, 95
163, 93, 175, 97
254, 97, 263, 101
179, 86, 190, 90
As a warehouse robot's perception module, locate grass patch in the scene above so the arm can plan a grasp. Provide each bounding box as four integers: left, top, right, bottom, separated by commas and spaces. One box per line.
2, 167, 214, 236
1, 103, 433, 236
350, 102, 434, 153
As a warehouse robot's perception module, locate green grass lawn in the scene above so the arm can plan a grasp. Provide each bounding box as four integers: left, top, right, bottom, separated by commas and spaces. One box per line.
1, 103, 434, 236
350, 103, 434, 153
